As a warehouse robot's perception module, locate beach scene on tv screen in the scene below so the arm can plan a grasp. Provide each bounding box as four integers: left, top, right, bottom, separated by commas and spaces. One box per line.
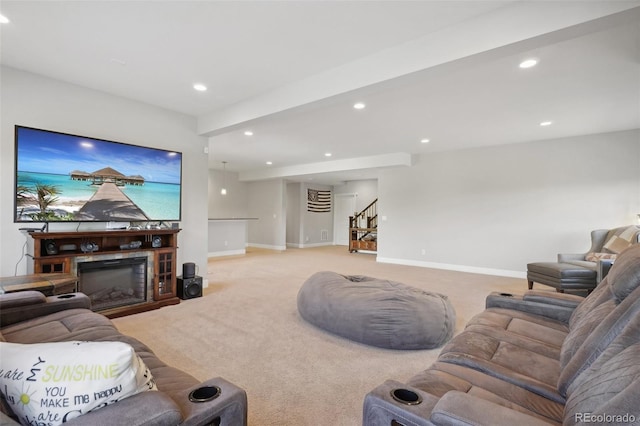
15, 127, 182, 222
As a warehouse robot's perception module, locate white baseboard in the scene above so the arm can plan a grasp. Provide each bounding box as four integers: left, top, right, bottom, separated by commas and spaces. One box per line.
376, 257, 526, 279
287, 242, 334, 249
247, 243, 287, 251
208, 249, 246, 258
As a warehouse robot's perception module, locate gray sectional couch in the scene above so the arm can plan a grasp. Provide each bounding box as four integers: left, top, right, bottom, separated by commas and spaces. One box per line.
364, 244, 640, 425
0, 292, 247, 426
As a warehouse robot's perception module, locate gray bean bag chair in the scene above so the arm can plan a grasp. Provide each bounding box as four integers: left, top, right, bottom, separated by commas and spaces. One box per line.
297, 271, 456, 350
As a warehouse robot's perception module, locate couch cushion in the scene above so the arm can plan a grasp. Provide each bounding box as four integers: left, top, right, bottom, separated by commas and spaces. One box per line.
467, 308, 568, 346
0, 341, 157, 426
568, 276, 612, 330
602, 225, 639, 254
558, 286, 640, 396
407, 361, 564, 424
584, 252, 617, 262
607, 244, 640, 303
563, 343, 640, 426
0, 309, 119, 344
1, 309, 202, 405
0, 291, 46, 310
558, 248, 640, 394
437, 330, 562, 402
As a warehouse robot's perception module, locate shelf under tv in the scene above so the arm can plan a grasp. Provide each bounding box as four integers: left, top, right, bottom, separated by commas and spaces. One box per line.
25, 229, 181, 318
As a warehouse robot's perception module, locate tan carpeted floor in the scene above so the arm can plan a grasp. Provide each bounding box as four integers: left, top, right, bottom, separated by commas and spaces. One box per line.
113, 246, 532, 425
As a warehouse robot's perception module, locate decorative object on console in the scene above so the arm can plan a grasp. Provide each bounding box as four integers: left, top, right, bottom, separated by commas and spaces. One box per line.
45, 239, 58, 255
80, 241, 99, 253
151, 235, 162, 248
119, 240, 142, 250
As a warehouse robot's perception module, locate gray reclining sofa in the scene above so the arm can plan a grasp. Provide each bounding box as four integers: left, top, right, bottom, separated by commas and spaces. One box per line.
364, 243, 640, 425
0, 292, 247, 426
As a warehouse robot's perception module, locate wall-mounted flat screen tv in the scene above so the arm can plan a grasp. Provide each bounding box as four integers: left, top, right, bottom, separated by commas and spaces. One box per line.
14, 126, 182, 223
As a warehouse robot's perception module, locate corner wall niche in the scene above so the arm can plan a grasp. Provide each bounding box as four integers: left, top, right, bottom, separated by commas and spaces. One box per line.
26, 228, 180, 318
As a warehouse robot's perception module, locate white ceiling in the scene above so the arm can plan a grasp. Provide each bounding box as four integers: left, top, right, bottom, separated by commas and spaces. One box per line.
2, 1, 640, 185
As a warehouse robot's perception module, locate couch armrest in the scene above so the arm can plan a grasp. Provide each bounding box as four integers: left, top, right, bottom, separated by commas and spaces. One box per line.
597, 259, 614, 283
363, 380, 439, 426
0, 291, 91, 327
485, 291, 577, 323
430, 391, 552, 426
522, 290, 583, 308
557, 253, 585, 263
179, 377, 247, 426
62, 390, 183, 426
0, 411, 19, 425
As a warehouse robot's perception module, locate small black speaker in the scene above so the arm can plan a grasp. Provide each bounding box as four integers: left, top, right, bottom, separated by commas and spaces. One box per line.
183, 262, 196, 279
45, 240, 58, 255
177, 276, 202, 300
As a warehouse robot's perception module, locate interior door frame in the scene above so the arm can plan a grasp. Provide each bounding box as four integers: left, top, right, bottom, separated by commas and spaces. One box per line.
333, 193, 357, 246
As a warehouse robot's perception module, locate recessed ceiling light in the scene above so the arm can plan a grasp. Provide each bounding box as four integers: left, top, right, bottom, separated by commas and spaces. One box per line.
519, 59, 538, 69
420, 138, 430, 144
266, 161, 272, 165
244, 131, 253, 136
0, 14, 9, 24
540, 121, 553, 126
325, 152, 332, 157
193, 83, 207, 92
353, 102, 366, 110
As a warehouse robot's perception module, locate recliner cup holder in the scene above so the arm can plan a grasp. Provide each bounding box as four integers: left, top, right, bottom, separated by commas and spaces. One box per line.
499, 293, 514, 297
390, 388, 422, 405
189, 386, 221, 403
56, 294, 76, 299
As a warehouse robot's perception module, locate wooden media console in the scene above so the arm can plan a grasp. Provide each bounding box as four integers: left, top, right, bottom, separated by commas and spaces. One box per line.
26, 228, 181, 318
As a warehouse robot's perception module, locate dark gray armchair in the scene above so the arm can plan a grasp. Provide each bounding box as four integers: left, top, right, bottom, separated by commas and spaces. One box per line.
558, 225, 639, 282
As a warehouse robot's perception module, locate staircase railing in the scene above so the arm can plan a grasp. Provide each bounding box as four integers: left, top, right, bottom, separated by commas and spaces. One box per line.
349, 198, 377, 235
349, 198, 378, 252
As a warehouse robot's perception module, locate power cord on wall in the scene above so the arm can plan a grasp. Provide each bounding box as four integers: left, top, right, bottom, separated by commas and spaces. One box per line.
14, 232, 29, 276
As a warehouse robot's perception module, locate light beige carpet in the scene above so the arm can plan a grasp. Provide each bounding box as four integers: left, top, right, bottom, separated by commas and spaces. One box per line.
113, 246, 532, 425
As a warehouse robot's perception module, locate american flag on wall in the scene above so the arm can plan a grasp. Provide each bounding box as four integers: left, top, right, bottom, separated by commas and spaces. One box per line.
307, 189, 332, 213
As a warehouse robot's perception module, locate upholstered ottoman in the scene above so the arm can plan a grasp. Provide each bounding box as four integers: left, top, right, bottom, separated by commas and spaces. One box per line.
527, 262, 597, 293
297, 271, 455, 350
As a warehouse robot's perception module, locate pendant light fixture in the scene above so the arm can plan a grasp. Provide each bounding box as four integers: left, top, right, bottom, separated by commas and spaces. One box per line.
220, 161, 228, 195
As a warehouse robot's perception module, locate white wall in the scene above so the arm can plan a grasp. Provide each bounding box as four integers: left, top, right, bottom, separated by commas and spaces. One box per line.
208, 168, 248, 218
207, 220, 249, 256
207, 168, 250, 256
334, 179, 378, 211
286, 182, 301, 246
0, 67, 209, 277
299, 182, 333, 246
377, 129, 640, 277
247, 179, 286, 250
